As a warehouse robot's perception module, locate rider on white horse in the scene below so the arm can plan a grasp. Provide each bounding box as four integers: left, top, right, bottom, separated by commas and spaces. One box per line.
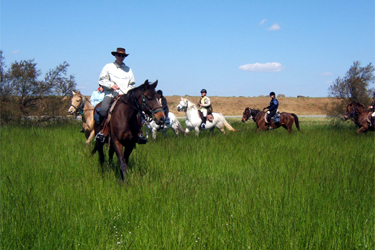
198, 89, 212, 128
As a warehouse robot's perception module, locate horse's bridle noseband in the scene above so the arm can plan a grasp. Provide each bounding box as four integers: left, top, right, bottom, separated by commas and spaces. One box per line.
69, 96, 86, 116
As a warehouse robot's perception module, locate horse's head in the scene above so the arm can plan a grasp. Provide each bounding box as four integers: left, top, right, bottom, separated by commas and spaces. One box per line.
138, 80, 166, 125
242, 107, 251, 122
344, 102, 365, 120
177, 97, 189, 112
68, 91, 84, 115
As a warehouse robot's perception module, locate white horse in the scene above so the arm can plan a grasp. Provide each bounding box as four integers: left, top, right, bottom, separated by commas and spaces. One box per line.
144, 112, 186, 139
176, 97, 237, 135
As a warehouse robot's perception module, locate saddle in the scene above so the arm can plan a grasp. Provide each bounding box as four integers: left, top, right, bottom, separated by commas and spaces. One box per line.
198, 110, 214, 122
264, 110, 280, 124
97, 95, 122, 137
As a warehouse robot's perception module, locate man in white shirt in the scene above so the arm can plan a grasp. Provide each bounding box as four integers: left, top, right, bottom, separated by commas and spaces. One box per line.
95, 47, 147, 144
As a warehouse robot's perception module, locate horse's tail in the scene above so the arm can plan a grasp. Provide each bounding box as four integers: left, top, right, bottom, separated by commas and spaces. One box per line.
222, 115, 238, 131
292, 113, 300, 131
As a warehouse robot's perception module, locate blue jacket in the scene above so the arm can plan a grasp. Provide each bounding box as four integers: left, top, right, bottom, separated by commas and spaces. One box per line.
267, 98, 279, 112
90, 90, 105, 107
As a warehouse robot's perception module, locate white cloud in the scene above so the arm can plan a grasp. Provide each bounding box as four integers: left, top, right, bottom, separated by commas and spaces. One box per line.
12, 50, 21, 54
259, 19, 267, 25
239, 62, 283, 72
268, 23, 280, 31
321, 72, 333, 76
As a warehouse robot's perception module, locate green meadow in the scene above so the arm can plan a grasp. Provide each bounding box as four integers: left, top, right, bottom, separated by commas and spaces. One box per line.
1, 118, 374, 249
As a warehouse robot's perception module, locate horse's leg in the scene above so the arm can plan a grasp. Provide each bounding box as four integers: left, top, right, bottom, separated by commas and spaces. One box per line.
108, 144, 115, 165
152, 128, 158, 140
356, 126, 368, 134
194, 126, 200, 136
86, 130, 95, 145
112, 139, 127, 181
216, 123, 225, 134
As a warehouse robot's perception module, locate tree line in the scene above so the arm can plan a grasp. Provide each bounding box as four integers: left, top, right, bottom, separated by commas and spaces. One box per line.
0, 50, 374, 124
0, 51, 77, 124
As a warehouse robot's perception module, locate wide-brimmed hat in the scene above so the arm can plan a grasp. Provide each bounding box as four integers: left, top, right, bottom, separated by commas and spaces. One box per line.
111, 47, 129, 57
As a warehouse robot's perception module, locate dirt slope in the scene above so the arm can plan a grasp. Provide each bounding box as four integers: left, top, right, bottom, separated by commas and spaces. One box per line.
166, 96, 337, 116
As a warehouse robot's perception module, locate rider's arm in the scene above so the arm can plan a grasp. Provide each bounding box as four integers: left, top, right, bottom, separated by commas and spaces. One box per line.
201, 97, 211, 107
98, 64, 116, 90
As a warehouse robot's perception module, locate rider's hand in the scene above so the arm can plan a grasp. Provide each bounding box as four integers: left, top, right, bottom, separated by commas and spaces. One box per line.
112, 85, 120, 90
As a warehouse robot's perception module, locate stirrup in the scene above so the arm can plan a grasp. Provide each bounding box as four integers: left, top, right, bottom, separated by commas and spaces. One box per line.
95, 131, 105, 143
200, 123, 206, 128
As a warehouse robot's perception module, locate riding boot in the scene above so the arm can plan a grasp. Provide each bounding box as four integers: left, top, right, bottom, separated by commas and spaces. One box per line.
371, 116, 375, 127
200, 117, 207, 128
95, 114, 106, 143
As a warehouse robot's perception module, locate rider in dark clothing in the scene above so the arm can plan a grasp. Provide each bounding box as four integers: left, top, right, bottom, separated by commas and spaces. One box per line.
156, 90, 170, 126
264, 91, 279, 128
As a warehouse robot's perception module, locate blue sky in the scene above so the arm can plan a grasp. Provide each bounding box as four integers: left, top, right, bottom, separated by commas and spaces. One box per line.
2, 0, 374, 97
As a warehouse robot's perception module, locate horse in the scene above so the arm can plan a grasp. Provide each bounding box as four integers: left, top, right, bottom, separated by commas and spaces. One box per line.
344, 101, 374, 133
91, 80, 166, 181
68, 91, 97, 144
144, 112, 186, 140
242, 107, 300, 132
176, 97, 237, 135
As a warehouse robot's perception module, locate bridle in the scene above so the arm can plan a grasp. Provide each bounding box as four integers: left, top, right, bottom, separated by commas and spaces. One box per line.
69, 96, 87, 116
178, 99, 188, 112
124, 90, 164, 120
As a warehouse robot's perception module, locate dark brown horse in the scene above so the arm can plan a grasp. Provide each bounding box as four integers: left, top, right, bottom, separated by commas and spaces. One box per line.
344, 102, 374, 133
242, 107, 300, 132
91, 80, 166, 181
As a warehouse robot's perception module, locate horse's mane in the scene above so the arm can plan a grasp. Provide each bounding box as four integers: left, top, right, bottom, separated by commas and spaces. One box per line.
350, 101, 365, 108
349, 101, 367, 113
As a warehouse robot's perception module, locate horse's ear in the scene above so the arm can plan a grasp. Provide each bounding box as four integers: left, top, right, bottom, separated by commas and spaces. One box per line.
144, 79, 150, 88
150, 80, 158, 89
72, 91, 76, 95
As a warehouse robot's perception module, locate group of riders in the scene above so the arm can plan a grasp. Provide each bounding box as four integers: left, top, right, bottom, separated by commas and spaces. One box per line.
83, 47, 375, 143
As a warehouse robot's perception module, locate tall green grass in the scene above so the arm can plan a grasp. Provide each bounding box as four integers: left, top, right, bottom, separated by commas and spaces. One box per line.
1, 118, 374, 249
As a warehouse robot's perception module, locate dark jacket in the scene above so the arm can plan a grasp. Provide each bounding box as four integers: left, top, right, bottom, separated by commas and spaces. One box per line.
160, 96, 169, 116
266, 98, 279, 112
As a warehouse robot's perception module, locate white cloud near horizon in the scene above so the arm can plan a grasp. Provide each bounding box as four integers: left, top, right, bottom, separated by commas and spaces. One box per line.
239, 62, 283, 72
268, 23, 281, 30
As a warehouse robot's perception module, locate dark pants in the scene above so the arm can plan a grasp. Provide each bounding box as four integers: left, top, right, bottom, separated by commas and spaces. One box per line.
99, 96, 113, 117
267, 110, 276, 124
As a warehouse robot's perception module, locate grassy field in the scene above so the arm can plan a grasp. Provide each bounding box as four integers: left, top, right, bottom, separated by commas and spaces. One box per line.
1, 118, 374, 249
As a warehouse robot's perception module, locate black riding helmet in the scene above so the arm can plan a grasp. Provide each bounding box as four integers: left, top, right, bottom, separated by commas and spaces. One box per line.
201, 89, 207, 93
269, 91, 276, 97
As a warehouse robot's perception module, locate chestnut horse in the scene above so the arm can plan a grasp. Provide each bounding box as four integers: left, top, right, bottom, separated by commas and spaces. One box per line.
91, 80, 166, 181
344, 102, 374, 133
242, 107, 300, 132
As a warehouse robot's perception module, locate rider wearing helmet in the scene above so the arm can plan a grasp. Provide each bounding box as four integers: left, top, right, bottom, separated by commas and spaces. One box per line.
264, 91, 279, 129
198, 89, 212, 128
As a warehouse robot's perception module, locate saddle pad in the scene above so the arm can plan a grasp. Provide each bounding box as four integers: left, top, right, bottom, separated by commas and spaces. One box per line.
207, 113, 214, 122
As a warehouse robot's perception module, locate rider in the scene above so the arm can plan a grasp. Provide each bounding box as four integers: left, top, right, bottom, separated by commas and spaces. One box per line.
95, 47, 147, 144
198, 89, 212, 128
156, 90, 170, 127
264, 91, 279, 129
90, 84, 105, 107
368, 90, 375, 126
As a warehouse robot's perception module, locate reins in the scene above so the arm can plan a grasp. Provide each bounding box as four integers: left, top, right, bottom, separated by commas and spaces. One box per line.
121, 90, 163, 118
